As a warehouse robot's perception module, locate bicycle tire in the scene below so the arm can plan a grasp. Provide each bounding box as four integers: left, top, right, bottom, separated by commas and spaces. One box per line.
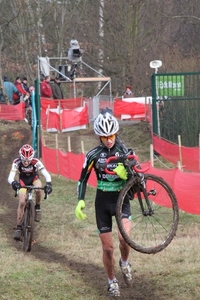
116, 174, 179, 254
23, 200, 35, 252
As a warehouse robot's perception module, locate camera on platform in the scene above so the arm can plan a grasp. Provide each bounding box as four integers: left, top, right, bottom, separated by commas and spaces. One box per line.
67, 39, 83, 63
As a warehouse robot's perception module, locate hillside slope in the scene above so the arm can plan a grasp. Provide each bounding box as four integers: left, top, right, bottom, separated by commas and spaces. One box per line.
0, 118, 151, 230
0, 119, 152, 231
42, 120, 152, 162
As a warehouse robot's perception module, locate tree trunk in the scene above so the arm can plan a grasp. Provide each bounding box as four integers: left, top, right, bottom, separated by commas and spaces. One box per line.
0, 26, 9, 104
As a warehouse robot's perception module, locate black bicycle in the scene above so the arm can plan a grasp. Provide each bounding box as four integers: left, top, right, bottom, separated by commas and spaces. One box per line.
15, 186, 47, 252
104, 154, 179, 254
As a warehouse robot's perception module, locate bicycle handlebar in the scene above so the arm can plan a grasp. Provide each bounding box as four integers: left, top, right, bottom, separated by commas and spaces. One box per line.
14, 185, 48, 199
104, 154, 149, 175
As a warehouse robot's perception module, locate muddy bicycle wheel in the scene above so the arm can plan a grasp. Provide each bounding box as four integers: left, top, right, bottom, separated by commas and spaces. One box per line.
23, 200, 34, 252
116, 174, 179, 254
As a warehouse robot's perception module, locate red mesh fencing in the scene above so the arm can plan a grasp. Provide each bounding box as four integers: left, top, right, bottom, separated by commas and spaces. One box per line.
153, 135, 200, 172
41, 142, 200, 215
0, 103, 25, 120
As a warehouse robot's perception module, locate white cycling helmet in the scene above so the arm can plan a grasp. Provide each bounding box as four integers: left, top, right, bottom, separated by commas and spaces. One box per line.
94, 111, 119, 136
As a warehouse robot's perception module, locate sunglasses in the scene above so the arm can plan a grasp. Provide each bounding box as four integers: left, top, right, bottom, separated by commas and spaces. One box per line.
100, 134, 116, 141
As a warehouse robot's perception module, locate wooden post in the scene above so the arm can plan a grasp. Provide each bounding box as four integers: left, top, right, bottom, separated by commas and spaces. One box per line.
55, 134, 60, 175
144, 97, 147, 122
68, 136, 71, 152
177, 161, 182, 170
58, 100, 62, 132
81, 140, 85, 154
150, 144, 154, 167
41, 129, 46, 146
46, 105, 50, 130
178, 135, 183, 171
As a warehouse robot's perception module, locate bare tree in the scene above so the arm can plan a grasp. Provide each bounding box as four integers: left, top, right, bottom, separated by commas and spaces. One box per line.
0, 0, 200, 97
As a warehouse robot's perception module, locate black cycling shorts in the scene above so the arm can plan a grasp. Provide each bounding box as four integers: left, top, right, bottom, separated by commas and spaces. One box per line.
19, 174, 39, 186
95, 189, 131, 234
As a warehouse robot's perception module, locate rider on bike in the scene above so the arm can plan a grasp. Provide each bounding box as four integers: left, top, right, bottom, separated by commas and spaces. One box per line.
75, 108, 135, 297
8, 144, 52, 241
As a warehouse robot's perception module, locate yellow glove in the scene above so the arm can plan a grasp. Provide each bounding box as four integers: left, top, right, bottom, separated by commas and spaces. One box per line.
75, 200, 86, 220
113, 163, 127, 180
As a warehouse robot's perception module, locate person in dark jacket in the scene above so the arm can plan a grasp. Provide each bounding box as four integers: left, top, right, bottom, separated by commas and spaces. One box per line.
51, 77, 64, 99
22, 77, 30, 94
123, 85, 133, 98
22, 77, 32, 125
22, 77, 31, 105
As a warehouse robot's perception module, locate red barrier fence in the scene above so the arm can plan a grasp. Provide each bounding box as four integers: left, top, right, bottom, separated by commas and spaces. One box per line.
0, 97, 148, 125
0, 103, 25, 120
41, 142, 200, 215
41, 105, 89, 132
40, 97, 147, 131
40, 97, 84, 110
114, 99, 146, 119
42, 143, 96, 187
153, 135, 200, 172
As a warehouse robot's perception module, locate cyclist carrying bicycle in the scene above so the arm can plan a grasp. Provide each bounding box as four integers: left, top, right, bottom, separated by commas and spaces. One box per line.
8, 144, 52, 241
75, 108, 136, 297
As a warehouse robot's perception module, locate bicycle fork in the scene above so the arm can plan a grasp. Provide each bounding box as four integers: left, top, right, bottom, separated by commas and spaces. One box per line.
136, 182, 155, 216
23, 197, 32, 232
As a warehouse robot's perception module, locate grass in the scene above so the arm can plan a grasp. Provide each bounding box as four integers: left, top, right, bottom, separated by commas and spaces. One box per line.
1, 120, 200, 299
1, 173, 200, 299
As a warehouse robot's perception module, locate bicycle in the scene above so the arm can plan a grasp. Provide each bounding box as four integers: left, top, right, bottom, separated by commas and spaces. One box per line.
15, 186, 47, 252
103, 154, 179, 254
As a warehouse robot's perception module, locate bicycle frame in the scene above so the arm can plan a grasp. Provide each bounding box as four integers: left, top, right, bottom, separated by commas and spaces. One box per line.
102, 155, 179, 254
15, 185, 47, 252
104, 155, 154, 216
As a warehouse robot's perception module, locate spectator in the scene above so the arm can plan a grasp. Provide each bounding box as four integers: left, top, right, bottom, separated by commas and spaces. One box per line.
0, 80, 9, 104
40, 75, 53, 98
29, 86, 35, 93
13, 77, 29, 105
29, 86, 35, 106
3, 76, 19, 104
0, 86, 4, 103
29, 85, 35, 99
51, 77, 64, 99
22, 77, 32, 125
22, 77, 30, 94
22, 77, 31, 103
22, 77, 33, 105
123, 85, 133, 98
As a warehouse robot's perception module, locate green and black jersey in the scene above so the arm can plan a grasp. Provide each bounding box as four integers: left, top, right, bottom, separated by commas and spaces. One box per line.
77, 137, 133, 200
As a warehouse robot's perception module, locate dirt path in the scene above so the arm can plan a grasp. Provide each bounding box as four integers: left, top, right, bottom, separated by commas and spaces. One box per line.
0, 120, 32, 236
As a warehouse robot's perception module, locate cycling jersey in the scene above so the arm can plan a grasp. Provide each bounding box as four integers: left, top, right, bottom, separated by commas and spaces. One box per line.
8, 157, 51, 186
77, 137, 133, 200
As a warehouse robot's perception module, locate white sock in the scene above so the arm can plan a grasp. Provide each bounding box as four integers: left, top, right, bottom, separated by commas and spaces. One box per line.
120, 258, 128, 267
108, 278, 117, 284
